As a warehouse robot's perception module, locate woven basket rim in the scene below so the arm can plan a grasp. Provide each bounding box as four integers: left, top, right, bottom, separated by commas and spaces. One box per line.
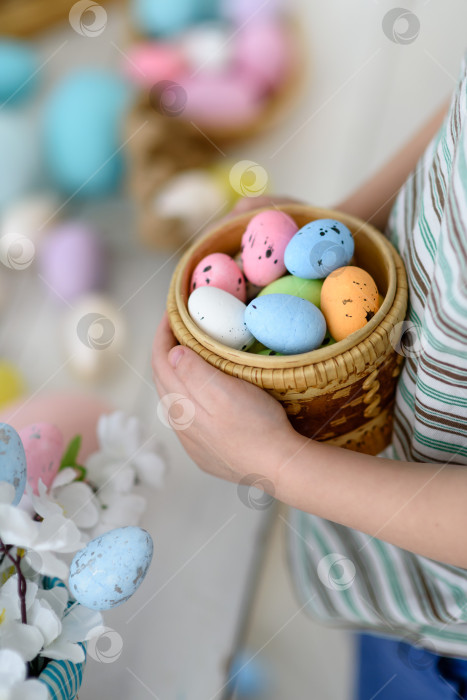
168, 204, 407, 376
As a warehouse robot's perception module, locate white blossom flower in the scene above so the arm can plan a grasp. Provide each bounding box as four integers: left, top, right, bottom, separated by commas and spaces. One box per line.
32, 471, 99, 531
0, 649, 48, 699
0, 499, 83, 580
0, 577, 42, 662
86, 412, 166, 492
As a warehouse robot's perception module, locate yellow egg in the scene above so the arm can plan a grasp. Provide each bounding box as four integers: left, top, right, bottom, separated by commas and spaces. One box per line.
320, 266, 379, 341
0, 360, 25, 409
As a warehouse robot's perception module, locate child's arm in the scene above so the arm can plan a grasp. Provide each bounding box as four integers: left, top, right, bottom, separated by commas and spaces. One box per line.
338, 98, 450, 231
153, 317, 467, 569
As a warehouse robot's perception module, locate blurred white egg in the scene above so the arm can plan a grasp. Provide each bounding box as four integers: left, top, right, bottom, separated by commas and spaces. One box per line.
1, 192, 60, 245
153, 169, 228, 238
63, 294, 126, 381
180, 22, 233, 73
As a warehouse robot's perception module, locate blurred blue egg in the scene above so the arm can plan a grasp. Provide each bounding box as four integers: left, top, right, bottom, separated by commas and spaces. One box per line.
0, 40, 39, 105
43, 71, 132, 197
131, 0, 219, 36
245, 294, 326, 354
0, 110, 40, 209
284, 219, 354, 279
69, 526, 153, 611
0, 423, 27, 506
228, 651, 271, 698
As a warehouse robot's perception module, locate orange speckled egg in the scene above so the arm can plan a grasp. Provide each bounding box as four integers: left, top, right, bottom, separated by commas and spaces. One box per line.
320, 266, 379, 341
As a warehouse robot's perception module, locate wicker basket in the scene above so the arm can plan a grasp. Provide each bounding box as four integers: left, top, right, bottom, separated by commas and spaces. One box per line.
167, 204, 408, 456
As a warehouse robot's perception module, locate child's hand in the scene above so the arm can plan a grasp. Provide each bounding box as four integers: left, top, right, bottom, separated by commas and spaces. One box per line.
152, 314, 300, 490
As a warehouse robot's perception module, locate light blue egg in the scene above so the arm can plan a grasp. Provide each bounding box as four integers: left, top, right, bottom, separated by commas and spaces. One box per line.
0, 110, 40, 208
131, 0, 218, 36
0, 423, 27, 505
69, 526, 153, 611
43, 71, 132, 197
245, 294, 326, 354
0, 40, 39, 105
284, 219, 354, 279
228, 651, 271, 697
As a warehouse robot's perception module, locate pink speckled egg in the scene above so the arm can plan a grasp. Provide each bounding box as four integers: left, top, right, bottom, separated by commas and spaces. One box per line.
19, 422, 64, 494
234, 21, 291, 92
190, 252, 246, 302
123, 42, 187, 87
179, 71, 263, 128
241, 210, 298, 286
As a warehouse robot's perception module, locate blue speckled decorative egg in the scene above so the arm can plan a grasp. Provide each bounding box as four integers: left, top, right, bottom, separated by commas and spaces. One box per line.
245, 294, 326, 354
131, 0, 219, 37
0, 423, 27, 505
69, 526, 153, 611
284, 219, 354, 279
0, 40, 39, 105
43, 71, 132, 196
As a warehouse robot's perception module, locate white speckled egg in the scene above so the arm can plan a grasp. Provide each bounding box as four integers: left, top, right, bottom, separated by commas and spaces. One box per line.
69, 526, 153, 610
188, 286, 254, 350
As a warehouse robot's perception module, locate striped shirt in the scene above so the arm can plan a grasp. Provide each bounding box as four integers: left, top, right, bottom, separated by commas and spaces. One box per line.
288, 49, 467, 658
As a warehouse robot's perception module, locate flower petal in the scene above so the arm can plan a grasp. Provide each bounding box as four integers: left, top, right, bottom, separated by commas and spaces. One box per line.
0, 504, 38, 548
133, 452, 166, 488
55, 482, 99, 529
0, 621, 43, 661
0, 648, 26, 685
40, 638, 85, 663
29, 599, 62, 647
11, 679, 49, 700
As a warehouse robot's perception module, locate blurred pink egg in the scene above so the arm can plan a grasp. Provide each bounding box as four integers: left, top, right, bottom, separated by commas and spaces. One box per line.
19, 422, 64, 493
179, 71, 263, 127
190, 253, 246, 302
241, 210, 298, 286
234, 21, 291, 91
123, 42, 187, 86
0, 393, 112, 462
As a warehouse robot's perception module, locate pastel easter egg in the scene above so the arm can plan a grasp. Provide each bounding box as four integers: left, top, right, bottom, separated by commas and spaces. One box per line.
0, 423, 27, 505
320, 266, 379, 341
258, 275, 322, 308
63, 294, 126, 381
0, 40, 39, 105
284, 219, 354, 279
181, 22, 233, 73
38, 221, 106, 303
178, 72, 263, 128
188, 286, 254, 350
257, 347, 283, 356
19, 423, 64, 494
247, 339, 283, 356
221, 0, 284, 24
190, 253, 246, 301
0, 393, 112, 461
1, 193, 60, 245
69, 526, 153, 610
123, 43, 187, 86
0, 361, 25, 409
44, 71, 131, 196
234, 21, 291, 92
245, 294, 326, 355
131, 0, 219, 37
153, 169, 228, 236
241, 210, 299, 287
0, 109, 40, 208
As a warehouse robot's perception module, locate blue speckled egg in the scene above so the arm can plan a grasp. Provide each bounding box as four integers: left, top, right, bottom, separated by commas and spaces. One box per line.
284, 219, 354, 279
0, 40, 39, 105
245, 294, 326, 354
0, 423, 27, 505
69, 526, 153, 611
131, 0, 219, 37
43, 71, 132, 196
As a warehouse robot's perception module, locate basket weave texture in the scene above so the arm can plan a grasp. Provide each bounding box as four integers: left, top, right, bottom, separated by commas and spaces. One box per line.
167, 205, 408, 456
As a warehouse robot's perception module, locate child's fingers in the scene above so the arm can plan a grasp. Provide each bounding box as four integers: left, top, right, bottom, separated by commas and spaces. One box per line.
152, 313, 185, 395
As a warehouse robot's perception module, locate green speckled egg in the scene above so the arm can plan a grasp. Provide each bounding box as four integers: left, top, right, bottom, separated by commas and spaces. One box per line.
258, 275, 323, 308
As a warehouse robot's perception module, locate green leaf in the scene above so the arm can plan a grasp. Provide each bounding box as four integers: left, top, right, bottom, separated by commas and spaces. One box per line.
59, 435, 82, 470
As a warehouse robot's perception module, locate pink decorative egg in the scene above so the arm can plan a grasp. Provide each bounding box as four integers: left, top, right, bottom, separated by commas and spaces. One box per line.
241, 210, 299, 286
123, 42, 187, 86
190, 253, 246, 302
234, 21, 291, 91
179, 71, 263, 128
19, 422, 64, 494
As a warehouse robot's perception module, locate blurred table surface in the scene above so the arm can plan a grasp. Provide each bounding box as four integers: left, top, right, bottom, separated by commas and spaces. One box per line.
4, 1, 467, 698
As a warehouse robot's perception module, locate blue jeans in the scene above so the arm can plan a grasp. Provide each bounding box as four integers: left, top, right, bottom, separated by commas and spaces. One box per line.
355, 633, 467, 700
